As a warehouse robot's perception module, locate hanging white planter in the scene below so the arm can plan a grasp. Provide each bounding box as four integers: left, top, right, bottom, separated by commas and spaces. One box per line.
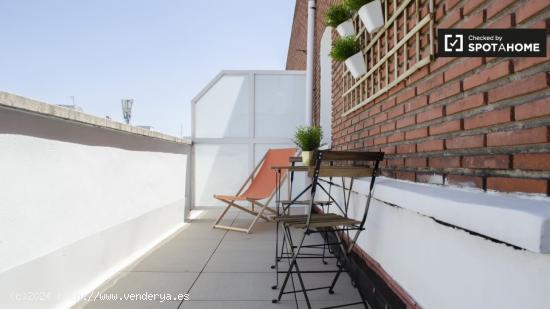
336, 19, 356, 37
358, 0, 384, 34
344, 51, 366, 78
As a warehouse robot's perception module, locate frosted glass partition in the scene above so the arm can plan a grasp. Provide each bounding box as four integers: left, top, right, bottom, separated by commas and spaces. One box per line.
192, 71, 306, 206
255, 74, 306, 138
194, 144, 249, 206
195, 75, 250, 138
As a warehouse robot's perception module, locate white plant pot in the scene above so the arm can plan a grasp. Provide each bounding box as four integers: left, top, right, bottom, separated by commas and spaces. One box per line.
358, 0, 384, 33
336, 19, 356, 37
345, 52, 366, 78
301, 151, 313, 166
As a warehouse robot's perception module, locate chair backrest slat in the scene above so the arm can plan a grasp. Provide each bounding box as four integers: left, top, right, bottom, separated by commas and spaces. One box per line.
317, 151, 384, 162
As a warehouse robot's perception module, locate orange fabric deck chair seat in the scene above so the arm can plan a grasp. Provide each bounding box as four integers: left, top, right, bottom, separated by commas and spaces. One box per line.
213, 148, 297, 233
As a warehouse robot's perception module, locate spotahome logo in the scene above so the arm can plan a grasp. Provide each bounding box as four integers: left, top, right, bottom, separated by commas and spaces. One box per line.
444, 34, 463, 52
437, 29, 546, 57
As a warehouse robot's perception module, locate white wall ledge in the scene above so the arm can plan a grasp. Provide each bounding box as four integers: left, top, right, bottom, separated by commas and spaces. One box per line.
0, 91, 191, 145
349, 177, 550, 253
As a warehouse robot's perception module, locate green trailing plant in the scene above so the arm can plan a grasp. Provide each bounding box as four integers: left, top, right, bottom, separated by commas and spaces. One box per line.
344, 0, 372, 12
330, 36, 361, 62
324, 4, 352, 27
293, 126, 323, 151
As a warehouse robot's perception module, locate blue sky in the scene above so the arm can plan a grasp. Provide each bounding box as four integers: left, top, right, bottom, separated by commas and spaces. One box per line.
0, 0, 296, 137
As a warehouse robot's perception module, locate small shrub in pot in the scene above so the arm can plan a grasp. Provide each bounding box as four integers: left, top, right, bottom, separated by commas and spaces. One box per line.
325, 4, 355, 36
330, 36, 366, 78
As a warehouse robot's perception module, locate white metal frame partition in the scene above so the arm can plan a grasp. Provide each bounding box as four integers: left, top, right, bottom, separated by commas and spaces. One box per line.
191, 70, 306, 208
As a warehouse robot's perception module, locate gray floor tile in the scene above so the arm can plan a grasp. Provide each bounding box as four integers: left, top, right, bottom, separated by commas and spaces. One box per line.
216, 239, 274, 251
79, 209, 365, 309
188, 272, 360, 302
82, 299, 179, 309
174, 222, 228, 241
80, 272, 197, 309
290, 273, 362, 302
227, 218, 274, 230
169, 234, 223, 247
131, 242, 217, 272
103, 271, 197, 295
222, 227, 277, 242
180, 300, 365, 309
207, 239, 339, 273
222, 222, 310, 243
204, 242, 274, 273
187, 272, 277, 301
190, 207, 239, 220
274, 255, 341, 273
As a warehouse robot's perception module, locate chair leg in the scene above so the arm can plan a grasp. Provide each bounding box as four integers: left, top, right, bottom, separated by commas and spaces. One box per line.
322, 230, 329, 265
271, 220, 281, 289
246, 202, 268, 234
274, 226, 311, 308
278, 224, 300, 308
328, 231, 346, 294
229, 202, 271, 221
213, 199, 273, 233
284, 225, 308, 309
271, 222, 289, 290
213, 202, 233, 227
326, 231, 369, 309
279, 229, 287, 261
252, 200, 275, 221
328, 230, 360, 294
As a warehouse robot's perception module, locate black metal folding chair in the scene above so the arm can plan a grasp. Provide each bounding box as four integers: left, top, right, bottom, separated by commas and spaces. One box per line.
272, 150, 384, 309
271, 157, 335, 290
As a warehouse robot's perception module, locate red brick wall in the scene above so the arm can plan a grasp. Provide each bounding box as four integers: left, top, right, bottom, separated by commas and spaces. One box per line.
286, 0, 550, 196
286, 0, 308, 70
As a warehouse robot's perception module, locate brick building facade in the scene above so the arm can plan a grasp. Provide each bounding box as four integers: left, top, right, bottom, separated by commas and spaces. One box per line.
287, 0, 550, 196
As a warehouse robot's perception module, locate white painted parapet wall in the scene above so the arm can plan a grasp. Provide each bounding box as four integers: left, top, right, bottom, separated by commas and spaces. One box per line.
326, 176, 550, 309
0, 92, 191, 309
372, 178, 550, 253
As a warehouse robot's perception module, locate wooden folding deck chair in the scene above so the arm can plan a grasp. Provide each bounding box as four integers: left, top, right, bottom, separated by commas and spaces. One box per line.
212, 148, 297, 233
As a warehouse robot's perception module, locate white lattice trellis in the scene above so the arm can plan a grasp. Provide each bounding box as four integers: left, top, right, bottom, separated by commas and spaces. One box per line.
342, 0, 435, 116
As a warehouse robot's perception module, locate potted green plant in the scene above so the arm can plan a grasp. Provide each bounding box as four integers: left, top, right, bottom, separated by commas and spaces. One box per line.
293, 126, 323, 166
330, 36, 366, 78
345, 0, 384, 33
325, 4, 355, 37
